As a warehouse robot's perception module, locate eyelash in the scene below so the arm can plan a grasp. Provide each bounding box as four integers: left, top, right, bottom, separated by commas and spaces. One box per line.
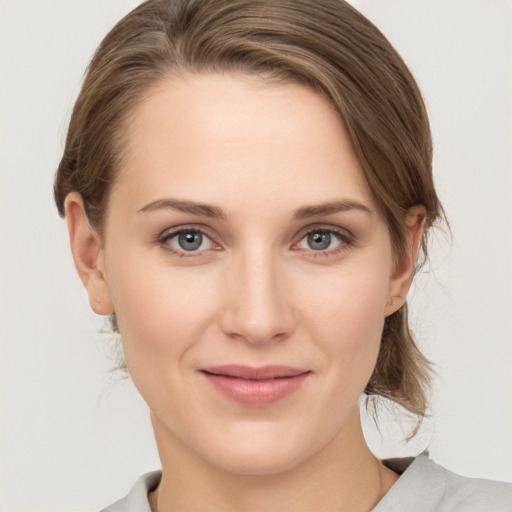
293, 227, 353, 257
157, 226, 217, 257
156, 225, 354, 258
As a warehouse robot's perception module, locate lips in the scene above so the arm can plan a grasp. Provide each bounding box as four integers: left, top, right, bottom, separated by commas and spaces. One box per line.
200, 365, 311, 407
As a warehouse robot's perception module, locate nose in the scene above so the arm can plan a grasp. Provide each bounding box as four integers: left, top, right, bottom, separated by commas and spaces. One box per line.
219, 246, 296, 346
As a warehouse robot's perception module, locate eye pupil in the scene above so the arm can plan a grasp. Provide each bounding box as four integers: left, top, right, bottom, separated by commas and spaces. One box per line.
178, 231, 203, 251
308, 231, 331, 250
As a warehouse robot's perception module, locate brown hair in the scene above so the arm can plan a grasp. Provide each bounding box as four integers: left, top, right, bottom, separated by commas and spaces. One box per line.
55, 0, 443, 424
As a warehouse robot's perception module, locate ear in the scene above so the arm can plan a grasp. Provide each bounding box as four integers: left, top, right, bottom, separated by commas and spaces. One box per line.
385, 205, 426, 316
64, 192, 114, 315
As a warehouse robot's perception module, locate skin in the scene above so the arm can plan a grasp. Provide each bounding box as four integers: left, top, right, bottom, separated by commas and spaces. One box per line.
66, 74, 425, 511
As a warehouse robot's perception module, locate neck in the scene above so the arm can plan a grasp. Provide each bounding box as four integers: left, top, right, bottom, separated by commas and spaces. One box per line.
149, 407, 398, 512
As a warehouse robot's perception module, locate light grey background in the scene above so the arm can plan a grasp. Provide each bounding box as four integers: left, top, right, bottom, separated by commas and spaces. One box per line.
1, 1, 511, 511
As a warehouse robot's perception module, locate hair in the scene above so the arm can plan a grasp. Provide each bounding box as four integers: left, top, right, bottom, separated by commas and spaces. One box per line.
54, 0, 443, 425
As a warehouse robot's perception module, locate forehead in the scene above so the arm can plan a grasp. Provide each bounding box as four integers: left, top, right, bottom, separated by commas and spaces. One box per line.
112, 73, 374, 214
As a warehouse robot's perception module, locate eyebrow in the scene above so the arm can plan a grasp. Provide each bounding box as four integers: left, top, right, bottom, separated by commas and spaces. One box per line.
138, 198, 226, 219
292, 200, 372, 219
137, 198, 372, 220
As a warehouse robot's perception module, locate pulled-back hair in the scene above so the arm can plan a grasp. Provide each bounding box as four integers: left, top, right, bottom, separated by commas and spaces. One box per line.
55, 0, 443, 424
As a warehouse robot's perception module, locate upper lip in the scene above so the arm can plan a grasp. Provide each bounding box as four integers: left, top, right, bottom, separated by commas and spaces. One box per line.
200, 365, 310, 380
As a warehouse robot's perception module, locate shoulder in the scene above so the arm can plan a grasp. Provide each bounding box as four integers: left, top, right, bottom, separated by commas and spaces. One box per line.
99, 471, 161, 512
374, 453, 512, 512
442, 464, 512, 511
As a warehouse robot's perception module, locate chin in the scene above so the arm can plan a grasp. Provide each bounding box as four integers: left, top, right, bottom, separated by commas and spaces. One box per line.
197, 421, 320, 476
213, 447, 306, 476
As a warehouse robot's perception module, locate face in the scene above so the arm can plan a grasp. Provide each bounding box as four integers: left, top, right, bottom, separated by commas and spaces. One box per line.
83, 74, 411, 474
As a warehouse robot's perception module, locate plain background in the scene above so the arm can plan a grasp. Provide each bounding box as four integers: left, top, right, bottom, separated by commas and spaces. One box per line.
1, 1, 511, 511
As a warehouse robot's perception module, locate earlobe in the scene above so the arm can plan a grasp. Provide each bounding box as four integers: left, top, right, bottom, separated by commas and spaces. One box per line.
64, 192, 114, 316
385, 205, 426, 316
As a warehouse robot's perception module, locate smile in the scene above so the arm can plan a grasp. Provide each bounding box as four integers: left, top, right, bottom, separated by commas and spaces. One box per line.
200, 365, 311, 407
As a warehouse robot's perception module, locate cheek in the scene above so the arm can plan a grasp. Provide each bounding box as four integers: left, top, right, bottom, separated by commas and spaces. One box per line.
302, 263, 390, 377
306, 263, 389, 331
106, 257, 219, 364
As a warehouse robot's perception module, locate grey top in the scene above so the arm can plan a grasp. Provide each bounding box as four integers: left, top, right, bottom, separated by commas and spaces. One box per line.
101, 454, 512, 511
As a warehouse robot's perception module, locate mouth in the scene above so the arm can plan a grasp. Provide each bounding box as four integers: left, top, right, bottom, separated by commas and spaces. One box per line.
199, 365, 311, 407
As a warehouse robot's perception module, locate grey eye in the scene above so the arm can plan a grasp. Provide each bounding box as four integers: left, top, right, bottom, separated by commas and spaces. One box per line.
164, 230, 213, 252
178, 231, 204, 251
297, 230, 342, 252
307, 231, 332, 250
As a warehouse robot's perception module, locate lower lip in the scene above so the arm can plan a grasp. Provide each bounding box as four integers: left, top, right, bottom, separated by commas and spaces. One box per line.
201, 372, 310, 407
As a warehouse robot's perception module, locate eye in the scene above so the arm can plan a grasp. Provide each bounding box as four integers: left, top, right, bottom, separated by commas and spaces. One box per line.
296, 229, 346, 252
162, 229, 214, 253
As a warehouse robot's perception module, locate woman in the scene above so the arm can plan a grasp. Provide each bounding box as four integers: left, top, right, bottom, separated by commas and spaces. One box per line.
53, 0, 511, 510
